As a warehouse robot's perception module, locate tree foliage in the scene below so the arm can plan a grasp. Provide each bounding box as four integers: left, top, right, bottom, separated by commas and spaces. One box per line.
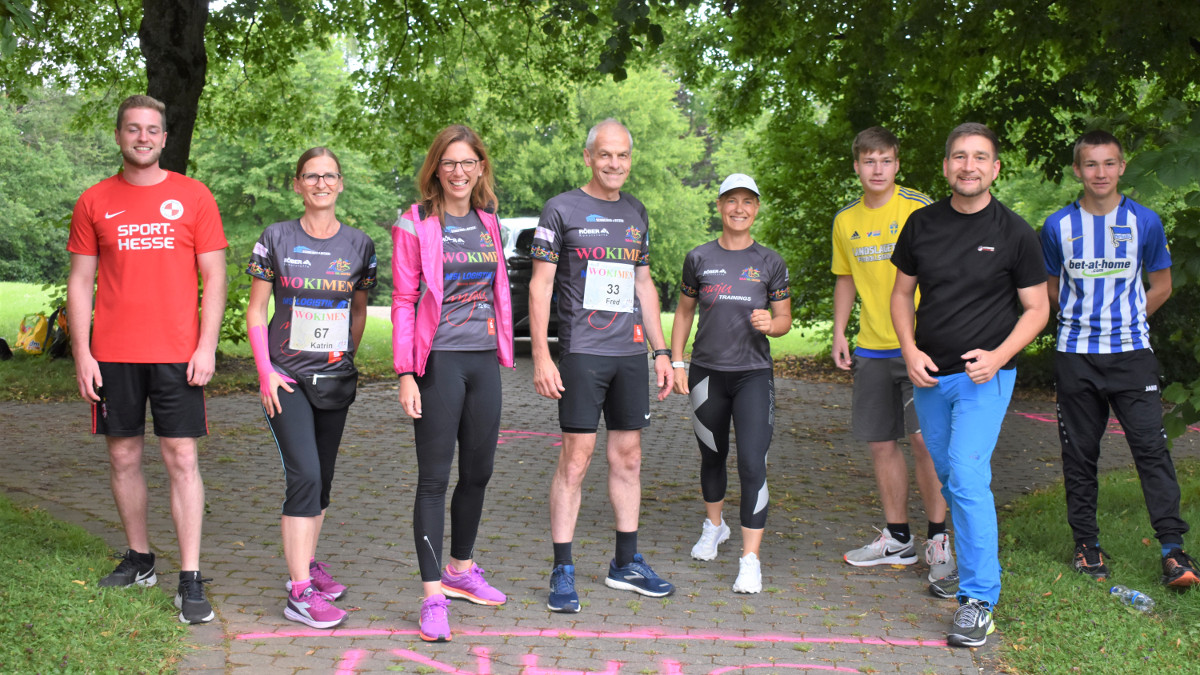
492, 66, 709, 295
0, 93, 113, 283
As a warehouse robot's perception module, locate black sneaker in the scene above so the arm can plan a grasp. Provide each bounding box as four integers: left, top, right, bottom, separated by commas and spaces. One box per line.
1162, 548, 1200, 588
1072, 543, 1110, 580
98, 550, 157, 588
175, 571, 215, 624
929, 569, 959, 599
946, 598, 994, 648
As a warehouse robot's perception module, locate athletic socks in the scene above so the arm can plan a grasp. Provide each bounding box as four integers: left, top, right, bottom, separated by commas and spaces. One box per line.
290, 577, 312, 598
887, 523, 912, 544
927, 521, 947, 540
553, 542, 573, 568
615, 530, 638, 567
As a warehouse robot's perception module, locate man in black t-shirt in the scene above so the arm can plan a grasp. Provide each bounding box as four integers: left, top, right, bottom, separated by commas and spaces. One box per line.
529, 119, 675, 613
890, 123, 1048, 648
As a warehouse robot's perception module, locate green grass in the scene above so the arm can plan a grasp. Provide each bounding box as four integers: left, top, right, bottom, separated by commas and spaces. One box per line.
0, 495, 188, 672
660, 312, 828, 359
998, 460, 1200, 673
0, 282, 827, 402
0, 281, 397, 402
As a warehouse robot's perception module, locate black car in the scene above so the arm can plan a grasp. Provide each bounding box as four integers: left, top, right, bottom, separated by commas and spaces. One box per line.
500, 218, 558, 339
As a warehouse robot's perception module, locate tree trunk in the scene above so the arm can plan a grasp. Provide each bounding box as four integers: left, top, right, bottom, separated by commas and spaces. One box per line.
138, 0, 208, 175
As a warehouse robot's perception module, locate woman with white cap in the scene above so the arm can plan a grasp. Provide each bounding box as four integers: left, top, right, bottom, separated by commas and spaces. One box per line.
669, 173, 792, 593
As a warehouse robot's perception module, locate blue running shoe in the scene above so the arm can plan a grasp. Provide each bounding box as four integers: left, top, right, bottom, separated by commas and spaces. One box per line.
604, 553, 674, 597
547, 564, 580, 613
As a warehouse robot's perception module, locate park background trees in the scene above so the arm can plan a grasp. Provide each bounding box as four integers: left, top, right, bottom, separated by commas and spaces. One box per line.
0, 0, 1197, 430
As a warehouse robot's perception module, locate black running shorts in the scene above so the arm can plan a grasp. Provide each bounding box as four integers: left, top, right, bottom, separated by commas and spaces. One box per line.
92, 362, 208, 438
557, 352, 650, 433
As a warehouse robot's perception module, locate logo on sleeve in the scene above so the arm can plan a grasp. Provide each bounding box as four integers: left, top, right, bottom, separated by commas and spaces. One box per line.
160, 199, 184, 220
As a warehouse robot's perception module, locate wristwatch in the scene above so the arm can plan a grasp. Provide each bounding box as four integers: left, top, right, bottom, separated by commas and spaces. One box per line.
652, 349, 671, 358
671, 361, 686, 369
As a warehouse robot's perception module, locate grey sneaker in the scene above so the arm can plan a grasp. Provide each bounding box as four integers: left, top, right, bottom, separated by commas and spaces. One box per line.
844, 527, 917, 566
929, 570, 959, 599
947, 598, 994, 648
691, 518, 731, 561
174, 571, 215, 624
925, 532, 956, 583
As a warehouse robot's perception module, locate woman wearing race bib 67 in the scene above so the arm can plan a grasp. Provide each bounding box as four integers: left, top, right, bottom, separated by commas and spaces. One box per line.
246, 147, 377, 629
392, 125, 514, 642
669, 173, 792, 594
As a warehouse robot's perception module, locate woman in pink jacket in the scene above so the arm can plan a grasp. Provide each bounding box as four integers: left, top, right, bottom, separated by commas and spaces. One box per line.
391, 125, 514, 642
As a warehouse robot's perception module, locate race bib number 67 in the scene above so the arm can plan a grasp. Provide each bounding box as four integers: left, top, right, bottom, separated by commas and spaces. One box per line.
289, 306, 350, 352
582, 260, 635, 313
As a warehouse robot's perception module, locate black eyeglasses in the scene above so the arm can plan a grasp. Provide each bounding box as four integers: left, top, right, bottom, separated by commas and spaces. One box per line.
439, 159, 479, 173
300, 172, 342, 185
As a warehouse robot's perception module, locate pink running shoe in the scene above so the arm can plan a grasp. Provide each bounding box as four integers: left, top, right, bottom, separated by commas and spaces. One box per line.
284, 586, 346, 629
440, 563, 507, 605
309, 559, 347, 600
419, 594, 452, 642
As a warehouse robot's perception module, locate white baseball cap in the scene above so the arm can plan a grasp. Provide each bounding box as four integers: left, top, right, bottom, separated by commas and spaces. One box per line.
718, 173, 759, 197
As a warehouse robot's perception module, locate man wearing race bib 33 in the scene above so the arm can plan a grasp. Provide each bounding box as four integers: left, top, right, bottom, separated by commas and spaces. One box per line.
529, 118, 675, 613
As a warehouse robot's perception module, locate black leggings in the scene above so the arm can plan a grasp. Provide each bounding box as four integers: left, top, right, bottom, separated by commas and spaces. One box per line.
688, 365, 774, 530
412, 350, 502, 582
264, 387, 349, 517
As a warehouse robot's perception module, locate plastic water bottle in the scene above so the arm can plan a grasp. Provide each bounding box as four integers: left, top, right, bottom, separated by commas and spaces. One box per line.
1110, 585, 1155, 612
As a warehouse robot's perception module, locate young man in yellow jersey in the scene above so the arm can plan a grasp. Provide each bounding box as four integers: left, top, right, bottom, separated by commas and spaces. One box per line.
832, 127, 955, 595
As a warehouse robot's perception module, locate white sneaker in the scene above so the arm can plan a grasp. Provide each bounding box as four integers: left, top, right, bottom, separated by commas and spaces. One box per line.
690, 518, 731, 561
925, 532, 956, 583
843, 526, 918, 566
732, 553, 762, 593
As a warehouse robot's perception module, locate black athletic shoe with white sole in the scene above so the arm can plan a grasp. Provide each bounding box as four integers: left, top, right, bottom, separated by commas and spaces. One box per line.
98, 550, 157, 588
175, 571, 216, 624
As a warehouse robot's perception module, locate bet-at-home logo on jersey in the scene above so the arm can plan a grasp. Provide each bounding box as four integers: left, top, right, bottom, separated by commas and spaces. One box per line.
1066, 258, 1134, 278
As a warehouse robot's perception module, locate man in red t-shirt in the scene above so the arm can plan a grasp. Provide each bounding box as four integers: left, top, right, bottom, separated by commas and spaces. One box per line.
67, 95, 227, 625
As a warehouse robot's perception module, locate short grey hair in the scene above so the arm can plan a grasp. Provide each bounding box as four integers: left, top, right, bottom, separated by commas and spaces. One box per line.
585, 118, 633, 152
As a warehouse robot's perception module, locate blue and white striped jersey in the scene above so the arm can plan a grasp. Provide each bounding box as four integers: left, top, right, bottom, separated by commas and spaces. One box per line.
1041, 196, 1171, 354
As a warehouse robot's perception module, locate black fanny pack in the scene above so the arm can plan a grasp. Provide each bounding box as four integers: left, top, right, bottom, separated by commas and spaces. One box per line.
280, 365, 359, 410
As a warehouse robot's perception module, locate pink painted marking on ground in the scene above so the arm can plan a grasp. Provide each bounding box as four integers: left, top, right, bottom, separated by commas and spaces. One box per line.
498, 429, 563, 447
472, 646, 493, 675
1011, 410, 1200, 435
235, 626, 946, 647
334, 648, 368, 675
709, 665, 858, 674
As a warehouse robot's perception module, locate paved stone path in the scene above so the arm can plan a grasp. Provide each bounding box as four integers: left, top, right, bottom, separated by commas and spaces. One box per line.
3, 351, 1197, 674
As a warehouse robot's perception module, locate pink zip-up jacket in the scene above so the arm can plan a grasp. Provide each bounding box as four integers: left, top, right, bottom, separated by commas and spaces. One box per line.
391, 203, 515, 377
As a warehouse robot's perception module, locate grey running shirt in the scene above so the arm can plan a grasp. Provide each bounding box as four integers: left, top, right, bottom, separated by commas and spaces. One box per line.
532, 188, 650, 356
680, 240, 790, 371
246, 219, 377, 375
432, 211, 498, 351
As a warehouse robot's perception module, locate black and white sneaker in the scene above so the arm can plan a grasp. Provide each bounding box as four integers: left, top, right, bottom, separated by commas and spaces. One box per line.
175, 571, 216, 624
946, 598, 994, 648
98, 550, 157, 588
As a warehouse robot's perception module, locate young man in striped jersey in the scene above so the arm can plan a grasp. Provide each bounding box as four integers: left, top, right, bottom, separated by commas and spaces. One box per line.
1041, 130, 1198, 588
833, 127, 956, 595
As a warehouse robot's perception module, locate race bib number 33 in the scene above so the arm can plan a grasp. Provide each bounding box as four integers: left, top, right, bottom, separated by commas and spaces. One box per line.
582, 260, 635, 313
289, 306, 350, 352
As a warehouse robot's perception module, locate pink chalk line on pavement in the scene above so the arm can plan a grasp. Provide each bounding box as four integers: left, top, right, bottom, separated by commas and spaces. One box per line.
498, 429, 563, 447
1010, 410, 1200, 435
381, 647, 861, 674
238, 625, 945, 647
